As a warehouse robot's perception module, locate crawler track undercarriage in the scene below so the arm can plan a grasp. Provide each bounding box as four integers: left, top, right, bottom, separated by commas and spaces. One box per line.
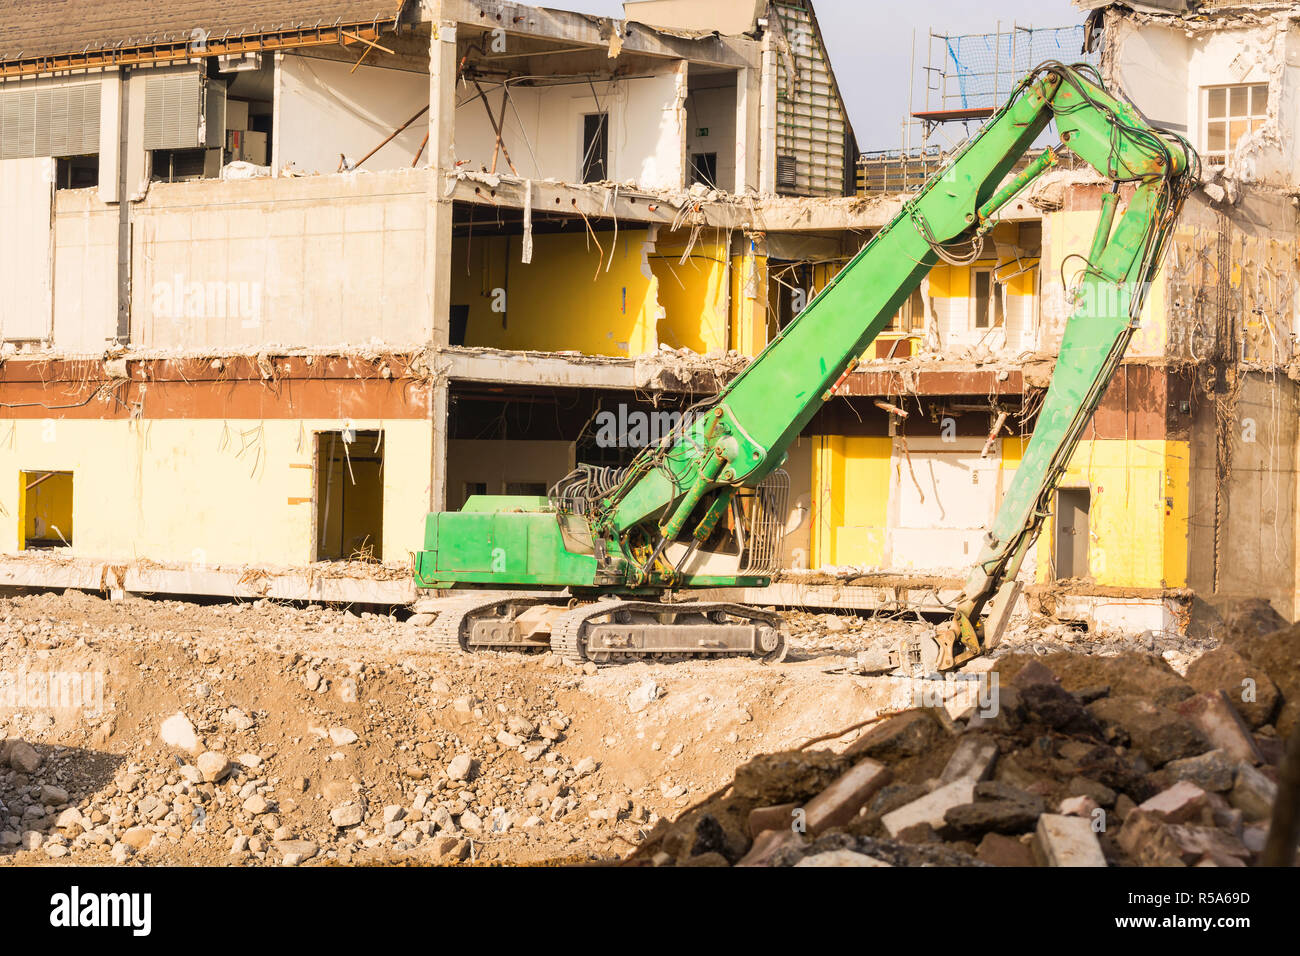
421, 591, 786, 664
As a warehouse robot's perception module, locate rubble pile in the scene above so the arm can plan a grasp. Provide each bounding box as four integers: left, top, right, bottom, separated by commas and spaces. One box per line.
634, 616, 1297, 867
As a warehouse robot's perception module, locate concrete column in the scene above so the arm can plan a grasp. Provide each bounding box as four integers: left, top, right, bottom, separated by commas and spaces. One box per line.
758, 36, 779, 196
97, 70, 122, 204
733, 66, 761, 194
426, 9, 458, 514
427, 13, 458, 348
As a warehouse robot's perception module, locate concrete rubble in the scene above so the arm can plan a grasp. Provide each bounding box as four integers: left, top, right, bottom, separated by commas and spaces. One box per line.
632, 602, 1298, 868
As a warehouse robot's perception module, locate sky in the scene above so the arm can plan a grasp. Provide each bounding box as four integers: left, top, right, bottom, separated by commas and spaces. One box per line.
564, 0, 1085, 150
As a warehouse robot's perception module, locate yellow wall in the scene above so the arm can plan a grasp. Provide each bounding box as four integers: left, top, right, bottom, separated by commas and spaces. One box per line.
648, 231, 729, 353
0, 419, 432, 567
810, 435, 891, 567
1043, 204, 1167, 357
730, 242, 767, 357
807, 432, 1190, 587
451, 227, 730, 357
452, 230, 661, 356
1004, 436, 1190, 588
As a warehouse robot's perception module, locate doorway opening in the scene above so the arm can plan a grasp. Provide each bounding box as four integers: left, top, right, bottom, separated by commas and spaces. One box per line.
1054, 488, 1091, 579
315, 430, 384, 561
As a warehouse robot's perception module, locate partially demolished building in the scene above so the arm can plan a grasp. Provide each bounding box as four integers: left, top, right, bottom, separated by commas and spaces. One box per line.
0, 0, 1294, 634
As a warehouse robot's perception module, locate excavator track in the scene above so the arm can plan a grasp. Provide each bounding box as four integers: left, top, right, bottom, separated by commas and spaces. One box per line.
424, 591, 547, 653
550, 599, 787, 665
422, 592, 786, 664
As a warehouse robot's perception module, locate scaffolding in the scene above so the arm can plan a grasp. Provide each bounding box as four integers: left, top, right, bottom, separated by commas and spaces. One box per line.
914, 24, 1098, 129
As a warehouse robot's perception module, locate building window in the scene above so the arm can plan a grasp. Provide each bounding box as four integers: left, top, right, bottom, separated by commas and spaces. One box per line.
689, 152, 718, 188
972, 268, 1005, 330
581, 113, 609, 183
20, 471, 73, 550
1204, 83, 1267, 165
889, 287, 925, 333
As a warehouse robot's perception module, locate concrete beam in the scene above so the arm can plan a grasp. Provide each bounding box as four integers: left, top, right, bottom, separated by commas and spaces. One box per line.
437, 0, 758, 70
448, 171, 903, 231
0, 557, 416, 605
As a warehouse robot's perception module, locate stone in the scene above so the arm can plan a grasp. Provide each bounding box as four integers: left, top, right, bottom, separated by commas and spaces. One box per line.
328, 727, 358, 746
573, 756, 598, 776
802, 758, 892, 836
330, 803, 364, 828
627, 681, 662, 714
1088, 696, 1209, 767
1068, 776, 1116, 807
846, 710, 942, 761
736, 828, 803, 867
1176, 692, 1262, 764
1229, 763, 1277, 821
197, 751, 232, 782
1058, 795, 1099, 818
1185, 647, 1280, 728
506, 715, 533, 736
795, 850, 891, 867
120, 827, 155, 851
7, 741, 42, 773
1035, 814, 1107, 867
55, 807, 83, 829
1160, 749, 1236, 793
882, 779, 977, 837
496, 731, 524, 748
446, 754, 475, 782
977, 832, 1036, 867
747, 802, 800, 838
338, 678, 359, 703
1138, 781, 1209, 824
39, 784, 68, 805
160, 712, 201, 755
459, 810, 484, 831
1012, 660, 1100, 734
273, 840, 318, 861
382, 805, 406, 824
429, 836, 470, 861
939, 735, 999, 784
110, 842, 133, 864
243, 794, 269, 815
944, 800, 1040, 838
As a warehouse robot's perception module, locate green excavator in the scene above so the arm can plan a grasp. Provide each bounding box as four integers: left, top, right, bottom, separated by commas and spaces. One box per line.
412, 62, 1198, 673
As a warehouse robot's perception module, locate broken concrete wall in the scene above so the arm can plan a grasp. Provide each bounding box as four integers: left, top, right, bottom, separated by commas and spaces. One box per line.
1160, 192, 1298, 365
453, 65, 687, 189
277, 53, 430, 175
0, 158, 56, 343
129, 169, 432, 349
1188, 369, 1300, 619
1106, 11, 1300, 190
51, 187, 118, 352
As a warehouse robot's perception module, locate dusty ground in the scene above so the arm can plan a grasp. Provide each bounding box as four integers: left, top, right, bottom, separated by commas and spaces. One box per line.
0, 591, 1219, 866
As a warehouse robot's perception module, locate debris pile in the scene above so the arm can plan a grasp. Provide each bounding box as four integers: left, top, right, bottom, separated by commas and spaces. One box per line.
633, 619, 1297, 867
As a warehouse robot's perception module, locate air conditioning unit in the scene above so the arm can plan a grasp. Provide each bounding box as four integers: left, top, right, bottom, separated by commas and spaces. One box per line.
142, 66, 226, 151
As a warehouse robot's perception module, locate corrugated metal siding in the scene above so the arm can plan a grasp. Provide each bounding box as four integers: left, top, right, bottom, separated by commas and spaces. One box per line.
774, 2, 846, 198
0, 80, 100, 159
143, 69, 205, 150
0, 157, 55, 340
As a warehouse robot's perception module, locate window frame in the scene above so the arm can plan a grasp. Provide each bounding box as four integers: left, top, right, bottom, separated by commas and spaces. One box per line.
1202, 82, 1268, 165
